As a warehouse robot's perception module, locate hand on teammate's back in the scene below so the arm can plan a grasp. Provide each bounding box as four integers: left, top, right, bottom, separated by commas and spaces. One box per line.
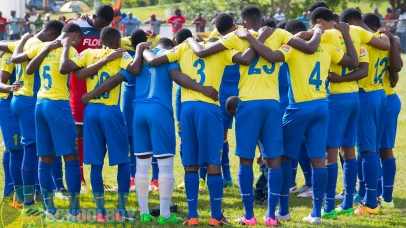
235, 28, 251, 40
81, 93, 91, 105
200, 86, 218, 101
258, 26, 275, 40
45, 39, 62, 51
61, 37, 73, 47
327, 72, 342, 83
378, 27, 394, 40
335, 22, 349, 34
313, 23, 325, 34
104, 48, 125, 62
21, 33, 33, 41
11, 81, 22, 92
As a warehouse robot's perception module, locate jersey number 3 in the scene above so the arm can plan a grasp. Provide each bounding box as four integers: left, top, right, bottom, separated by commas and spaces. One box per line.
193, 59, 206, 85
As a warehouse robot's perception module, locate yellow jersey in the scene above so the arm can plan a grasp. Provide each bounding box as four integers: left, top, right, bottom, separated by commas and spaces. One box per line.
358, 33, 388, 92
26, 42, 78, 100
71, 48, 133, 106
382, 59, 395, 95
321, 27, 372, 94
165, 42, 238, 105
279, 43, 344, 103
9, 37, 42, 97
121, 35, 164, 53
209, 25, 244, 39
0, 52, 15, 100
219, 29, 293, 101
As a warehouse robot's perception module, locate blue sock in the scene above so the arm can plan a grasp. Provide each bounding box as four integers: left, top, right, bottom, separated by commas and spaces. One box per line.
91, 165, 105, 215
238, 164, 254, 219
52, 156, 65, 191
185, 172, 199, 219
376, 162, 382, 198
311, 168, 327, 218
324, 163, 338, 213
65, 160, 81, 216
381, 158, 396, 202
362, 152, 379, 208
117, 162, 130, 216
22, 143, 37, 205
10, 150, 24, 202
267, 168, 283, 219
38, 161, 56, 214
151, 157, 159, 181
200, 165, 207, 181
299, 144, 312, 187
341, 159, 357, 210
2, 151, 14, 196
357, 154, 365, 197
129, 136, 136, 177
279, 161, 292, 216
290, 159, 298, 187
207, 174, 223, 220
221, 141, 232, 181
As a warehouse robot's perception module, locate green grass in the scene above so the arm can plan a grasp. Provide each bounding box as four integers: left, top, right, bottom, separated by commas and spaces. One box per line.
1, 58, 406, 227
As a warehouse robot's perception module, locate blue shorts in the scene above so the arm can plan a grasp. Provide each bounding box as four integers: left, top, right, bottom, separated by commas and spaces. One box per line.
283, 100, 328, 159
219, 84, 238, 130
180, 102, 223, 166
380, 94, 401, 149
279, 95, 289, 115
357, 89, 387, 152
327, 93, 359, 148
175, 86, 181, 137
133, 103, 176, 157
0, 98, 23, 150
235, 100, 283, 159
10, 95, 36, 145
83, 104, 130, 166
35, 99, 77, 157
122, 86, 135, 137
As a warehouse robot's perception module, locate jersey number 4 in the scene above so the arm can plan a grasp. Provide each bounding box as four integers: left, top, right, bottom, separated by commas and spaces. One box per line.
309, 62, 322, 91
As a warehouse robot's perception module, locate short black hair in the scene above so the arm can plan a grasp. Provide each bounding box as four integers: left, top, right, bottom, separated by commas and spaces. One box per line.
130, 29, 147, 48
308, 1, 329, 13
226, 96, 238, 116
276, 20, 288, 29
241, 5, 261, 21
156, 37, 174, 49
96, 4, 114, 23
340, 8, 362, 23
263, 18, 276, 28
215, 13, 234, 34
285, 19, 307, 34
333, 13, 340, 24
362, 13, 381, 29
175, 28, 193, 44
61, 23, 82, 34
175, 9, 181, 14
100, 26, 121, 46
310, 7, 334, 25
43, 20, 65, 36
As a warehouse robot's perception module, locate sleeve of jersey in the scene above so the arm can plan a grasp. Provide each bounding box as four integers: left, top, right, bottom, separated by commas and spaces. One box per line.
121, 37, 135, 52
68, 47, 79, 59
1, 53, 14, 73
219, 33, 238, 50
278, 44, 293, 62
279, 29, 294, 44
168, 61, 180, 71
70, 50, 88, 68
165, 44, 182, 62
26, 44, 41, 59
329, 44, 345, 64
120, 52, 134, 70
358, 46, 368, 63
223, 49, 239, 65
360, 28, 374, 44
119, 69, 134, 82
7, 41, 17, 52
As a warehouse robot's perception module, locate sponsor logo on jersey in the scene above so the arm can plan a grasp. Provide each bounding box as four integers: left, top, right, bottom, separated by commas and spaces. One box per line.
280, 44, 292, 52
83, 38, 101, 47
359, 47, 367, 58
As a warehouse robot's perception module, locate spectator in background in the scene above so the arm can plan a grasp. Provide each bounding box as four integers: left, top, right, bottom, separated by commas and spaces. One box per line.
23, 13, 31, 35
44, 13, 51, 26
192, 13, 206, 32
273, 7, 286, 23
168, 9, 185, 35
385, 7, 397, 34
374, 6, 383, 20
59, 15, 66, 22
211, 13, 217, 29
144, 14, 165, 35
8, 10, 20, 40
34, 13, 43, 31
296, 12, 309, 29
396, 8, 406, 53
230, 13, 238, 23
76, 13, 81, 19
0, 11, 7, 40
120, 12, 141, 36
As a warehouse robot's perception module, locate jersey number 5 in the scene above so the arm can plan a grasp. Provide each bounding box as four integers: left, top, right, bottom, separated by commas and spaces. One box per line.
309, 62, 322, 91
42, 65, 52, 91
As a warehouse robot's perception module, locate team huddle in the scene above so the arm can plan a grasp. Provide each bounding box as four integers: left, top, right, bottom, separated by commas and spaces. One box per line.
0, 1, 402, 226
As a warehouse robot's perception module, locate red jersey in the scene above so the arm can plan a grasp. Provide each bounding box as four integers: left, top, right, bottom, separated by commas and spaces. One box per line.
167, 15, 186, 33
0, 17, 6, 32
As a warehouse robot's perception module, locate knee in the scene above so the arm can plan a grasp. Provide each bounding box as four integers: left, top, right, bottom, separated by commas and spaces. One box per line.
240, 158, 254, 166
185, 165, 199, 172
207, 164, 221, 174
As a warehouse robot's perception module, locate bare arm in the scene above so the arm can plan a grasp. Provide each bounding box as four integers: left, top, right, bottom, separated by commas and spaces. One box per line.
81, 74, 127, 105
11, 34, 33, 63
0, 71, 21, 93
367, 36, 390, 51
336, 23, 359, 68
26, 40, 61, 75
379, 28, 403, 73
328, 62, 368, 83
169, 68, 218, 101
187, 38, 227, 58
232, 47, 257, 65
0, 41, 11, 52
60, 39, 81, 75
244, 33, 285, 63
126, 43, 148, 76
389, 72, 399, 88
142, 49, 169, 66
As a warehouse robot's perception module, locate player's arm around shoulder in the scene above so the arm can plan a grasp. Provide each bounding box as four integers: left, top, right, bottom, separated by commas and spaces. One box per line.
11, 33, 33, 63
186, 37, 227, 58
60, 37, 83, 75
126, 42, 149, 76
27, 40, 62, 75
335, 22, 359, 68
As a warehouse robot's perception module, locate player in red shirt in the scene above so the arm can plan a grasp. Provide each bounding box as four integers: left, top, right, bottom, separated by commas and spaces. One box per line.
69, 5, 114, 189
167, 9, 186, 35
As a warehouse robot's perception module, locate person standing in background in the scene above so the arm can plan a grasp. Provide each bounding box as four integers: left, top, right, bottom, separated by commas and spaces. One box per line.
396, 8, 406, 53
121, 12, 141, 36
385, 8, 397, 34
296, 12, 309, 29
167, 9, 185, 35
44, 13, 51, 28
374, 6, 383, 20
23, 13, 31, 35
0, 12, 7, 40
273, 7, 286, 23
34, 14, 43, 31
8, 10, 20, 40
144, 14, 166, 35
192, 13, 206, 33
